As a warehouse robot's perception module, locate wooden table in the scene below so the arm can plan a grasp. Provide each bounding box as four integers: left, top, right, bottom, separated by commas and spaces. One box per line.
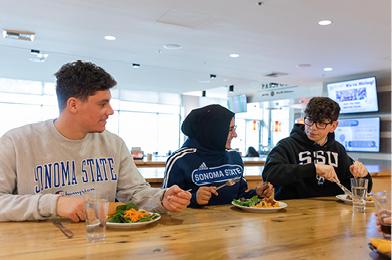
0, 198, 388, 259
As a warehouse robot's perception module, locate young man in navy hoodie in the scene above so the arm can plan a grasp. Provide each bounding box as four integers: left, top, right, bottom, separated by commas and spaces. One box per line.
162, 104, 273, 207
262, 97, 372, 200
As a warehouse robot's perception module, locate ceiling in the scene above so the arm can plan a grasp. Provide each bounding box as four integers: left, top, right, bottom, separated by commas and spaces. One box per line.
0, 0, 390, 97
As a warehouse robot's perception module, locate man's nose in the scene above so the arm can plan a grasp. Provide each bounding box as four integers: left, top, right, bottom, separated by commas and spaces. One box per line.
107, 104, 114, 115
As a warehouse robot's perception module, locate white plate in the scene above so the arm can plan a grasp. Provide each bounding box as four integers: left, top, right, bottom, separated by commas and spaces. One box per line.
107, 214, 161, 229
336, 194, 374, 206
231, 201, 288, 212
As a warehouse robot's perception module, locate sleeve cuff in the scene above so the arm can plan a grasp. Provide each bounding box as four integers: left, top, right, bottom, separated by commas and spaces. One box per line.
189, 192, 203, 208
152, 189, 167, 213
38, 194, 60, 218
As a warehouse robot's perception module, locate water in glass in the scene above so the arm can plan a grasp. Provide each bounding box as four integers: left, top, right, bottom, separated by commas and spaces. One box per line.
351, 186, 367, 212
85, 198, 108, 242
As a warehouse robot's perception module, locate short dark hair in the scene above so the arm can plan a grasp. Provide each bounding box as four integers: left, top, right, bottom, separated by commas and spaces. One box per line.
55, 60, 117, 111
304, 97, 340, 122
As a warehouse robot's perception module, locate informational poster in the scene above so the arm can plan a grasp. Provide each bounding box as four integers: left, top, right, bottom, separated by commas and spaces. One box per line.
335, 117, 380, 152
327, 77, 378, 113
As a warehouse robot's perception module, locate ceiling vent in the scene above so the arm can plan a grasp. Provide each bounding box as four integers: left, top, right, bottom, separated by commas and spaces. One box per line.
2, 29, 35, 41
264, 72, 288, 78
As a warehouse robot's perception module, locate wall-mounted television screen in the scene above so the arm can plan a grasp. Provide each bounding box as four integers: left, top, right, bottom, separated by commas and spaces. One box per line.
327, 76, 378, 114
227, 94, 247, 113
335, 117, 380, 152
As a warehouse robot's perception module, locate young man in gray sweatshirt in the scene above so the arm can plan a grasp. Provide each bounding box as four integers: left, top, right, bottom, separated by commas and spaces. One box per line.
0, 60, 191, 222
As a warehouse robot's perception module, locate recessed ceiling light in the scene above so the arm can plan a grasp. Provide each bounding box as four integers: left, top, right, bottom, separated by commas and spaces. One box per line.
163, 43, 182, 50
323, 67, 333, 72
229, 53, 240, 58
104, 35, 116, 41
318, 20, 332, 26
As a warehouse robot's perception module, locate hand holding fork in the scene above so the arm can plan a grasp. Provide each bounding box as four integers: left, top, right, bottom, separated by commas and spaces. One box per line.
256, 181, 274, 199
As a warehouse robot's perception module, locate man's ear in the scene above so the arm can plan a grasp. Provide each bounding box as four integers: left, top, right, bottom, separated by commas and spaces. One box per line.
329, 120, 338, 133
66, 97, 79, 113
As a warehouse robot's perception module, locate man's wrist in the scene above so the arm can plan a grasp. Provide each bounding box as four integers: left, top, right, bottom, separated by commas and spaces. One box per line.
38, 194, 60, 218
160, 188, 167, 209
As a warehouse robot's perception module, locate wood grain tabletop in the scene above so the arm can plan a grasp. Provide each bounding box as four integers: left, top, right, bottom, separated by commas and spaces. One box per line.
0, 197, 388, 260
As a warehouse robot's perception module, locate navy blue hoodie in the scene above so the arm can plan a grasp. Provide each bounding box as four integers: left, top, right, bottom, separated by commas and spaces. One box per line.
262, 124, 372, 200
162, 104, 256, 207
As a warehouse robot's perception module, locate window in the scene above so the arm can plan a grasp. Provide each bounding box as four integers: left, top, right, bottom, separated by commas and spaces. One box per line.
230, 101, 291, 156
117, 110, 180, 155
0, 77, 181, 159
0, 79, 58, 136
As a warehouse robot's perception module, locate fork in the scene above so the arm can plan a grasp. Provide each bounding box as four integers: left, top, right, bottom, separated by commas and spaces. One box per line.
185, 178, 241, 192
52, 218, 74, 239
216, 178, 241, 191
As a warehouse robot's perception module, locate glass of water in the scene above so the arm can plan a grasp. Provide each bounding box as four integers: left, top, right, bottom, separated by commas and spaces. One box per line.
85, 196, 108, 242
373, 191, 391, 239
350, 178, 368, 213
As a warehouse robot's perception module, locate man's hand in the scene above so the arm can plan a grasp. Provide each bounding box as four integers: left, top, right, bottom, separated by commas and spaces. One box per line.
376, 210, 392, 233
56, 196, 86, 222
162, 185, 191, 212
196, 186, 218, 205
255, 182, 274, 199
350, 161, 368, 178
315, 164, 339, 182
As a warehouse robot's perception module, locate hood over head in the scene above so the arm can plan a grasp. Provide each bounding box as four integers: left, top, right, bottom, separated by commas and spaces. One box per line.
181, 104, 234, 151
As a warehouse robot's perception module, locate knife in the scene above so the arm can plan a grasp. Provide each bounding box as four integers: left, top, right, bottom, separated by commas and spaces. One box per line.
336, 181, 352, 197
52, 218, 74, 239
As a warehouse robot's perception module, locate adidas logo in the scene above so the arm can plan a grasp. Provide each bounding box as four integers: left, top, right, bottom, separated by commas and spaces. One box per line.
198, 163, 208, 170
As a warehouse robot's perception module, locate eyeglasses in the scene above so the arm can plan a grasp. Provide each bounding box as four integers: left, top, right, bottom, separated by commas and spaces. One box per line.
304, 117, 332, 129
229, 125, 237, 132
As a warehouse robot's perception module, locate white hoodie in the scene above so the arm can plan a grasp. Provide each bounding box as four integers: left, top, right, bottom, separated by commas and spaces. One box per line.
0, 119, 165, 221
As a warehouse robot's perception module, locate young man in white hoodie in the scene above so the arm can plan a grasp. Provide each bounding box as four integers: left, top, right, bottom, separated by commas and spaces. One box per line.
0, 60, 191, 222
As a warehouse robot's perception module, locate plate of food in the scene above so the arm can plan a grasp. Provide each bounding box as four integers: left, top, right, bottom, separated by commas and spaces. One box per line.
232, 195, 287, 212
336, 194, 374, 206
107, 202, 161, 229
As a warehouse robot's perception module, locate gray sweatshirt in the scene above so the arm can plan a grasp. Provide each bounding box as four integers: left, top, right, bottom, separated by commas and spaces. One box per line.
0, 119, 165, 221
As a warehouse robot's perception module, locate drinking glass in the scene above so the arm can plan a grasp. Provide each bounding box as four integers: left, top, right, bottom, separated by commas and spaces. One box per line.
373, 191, 391, 239
84, 196, 109, 242
350, 178, 368, 213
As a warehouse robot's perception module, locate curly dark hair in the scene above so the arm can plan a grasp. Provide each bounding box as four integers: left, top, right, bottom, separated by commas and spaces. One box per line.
55, 60, 117, 111
304, 97, 340, 122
